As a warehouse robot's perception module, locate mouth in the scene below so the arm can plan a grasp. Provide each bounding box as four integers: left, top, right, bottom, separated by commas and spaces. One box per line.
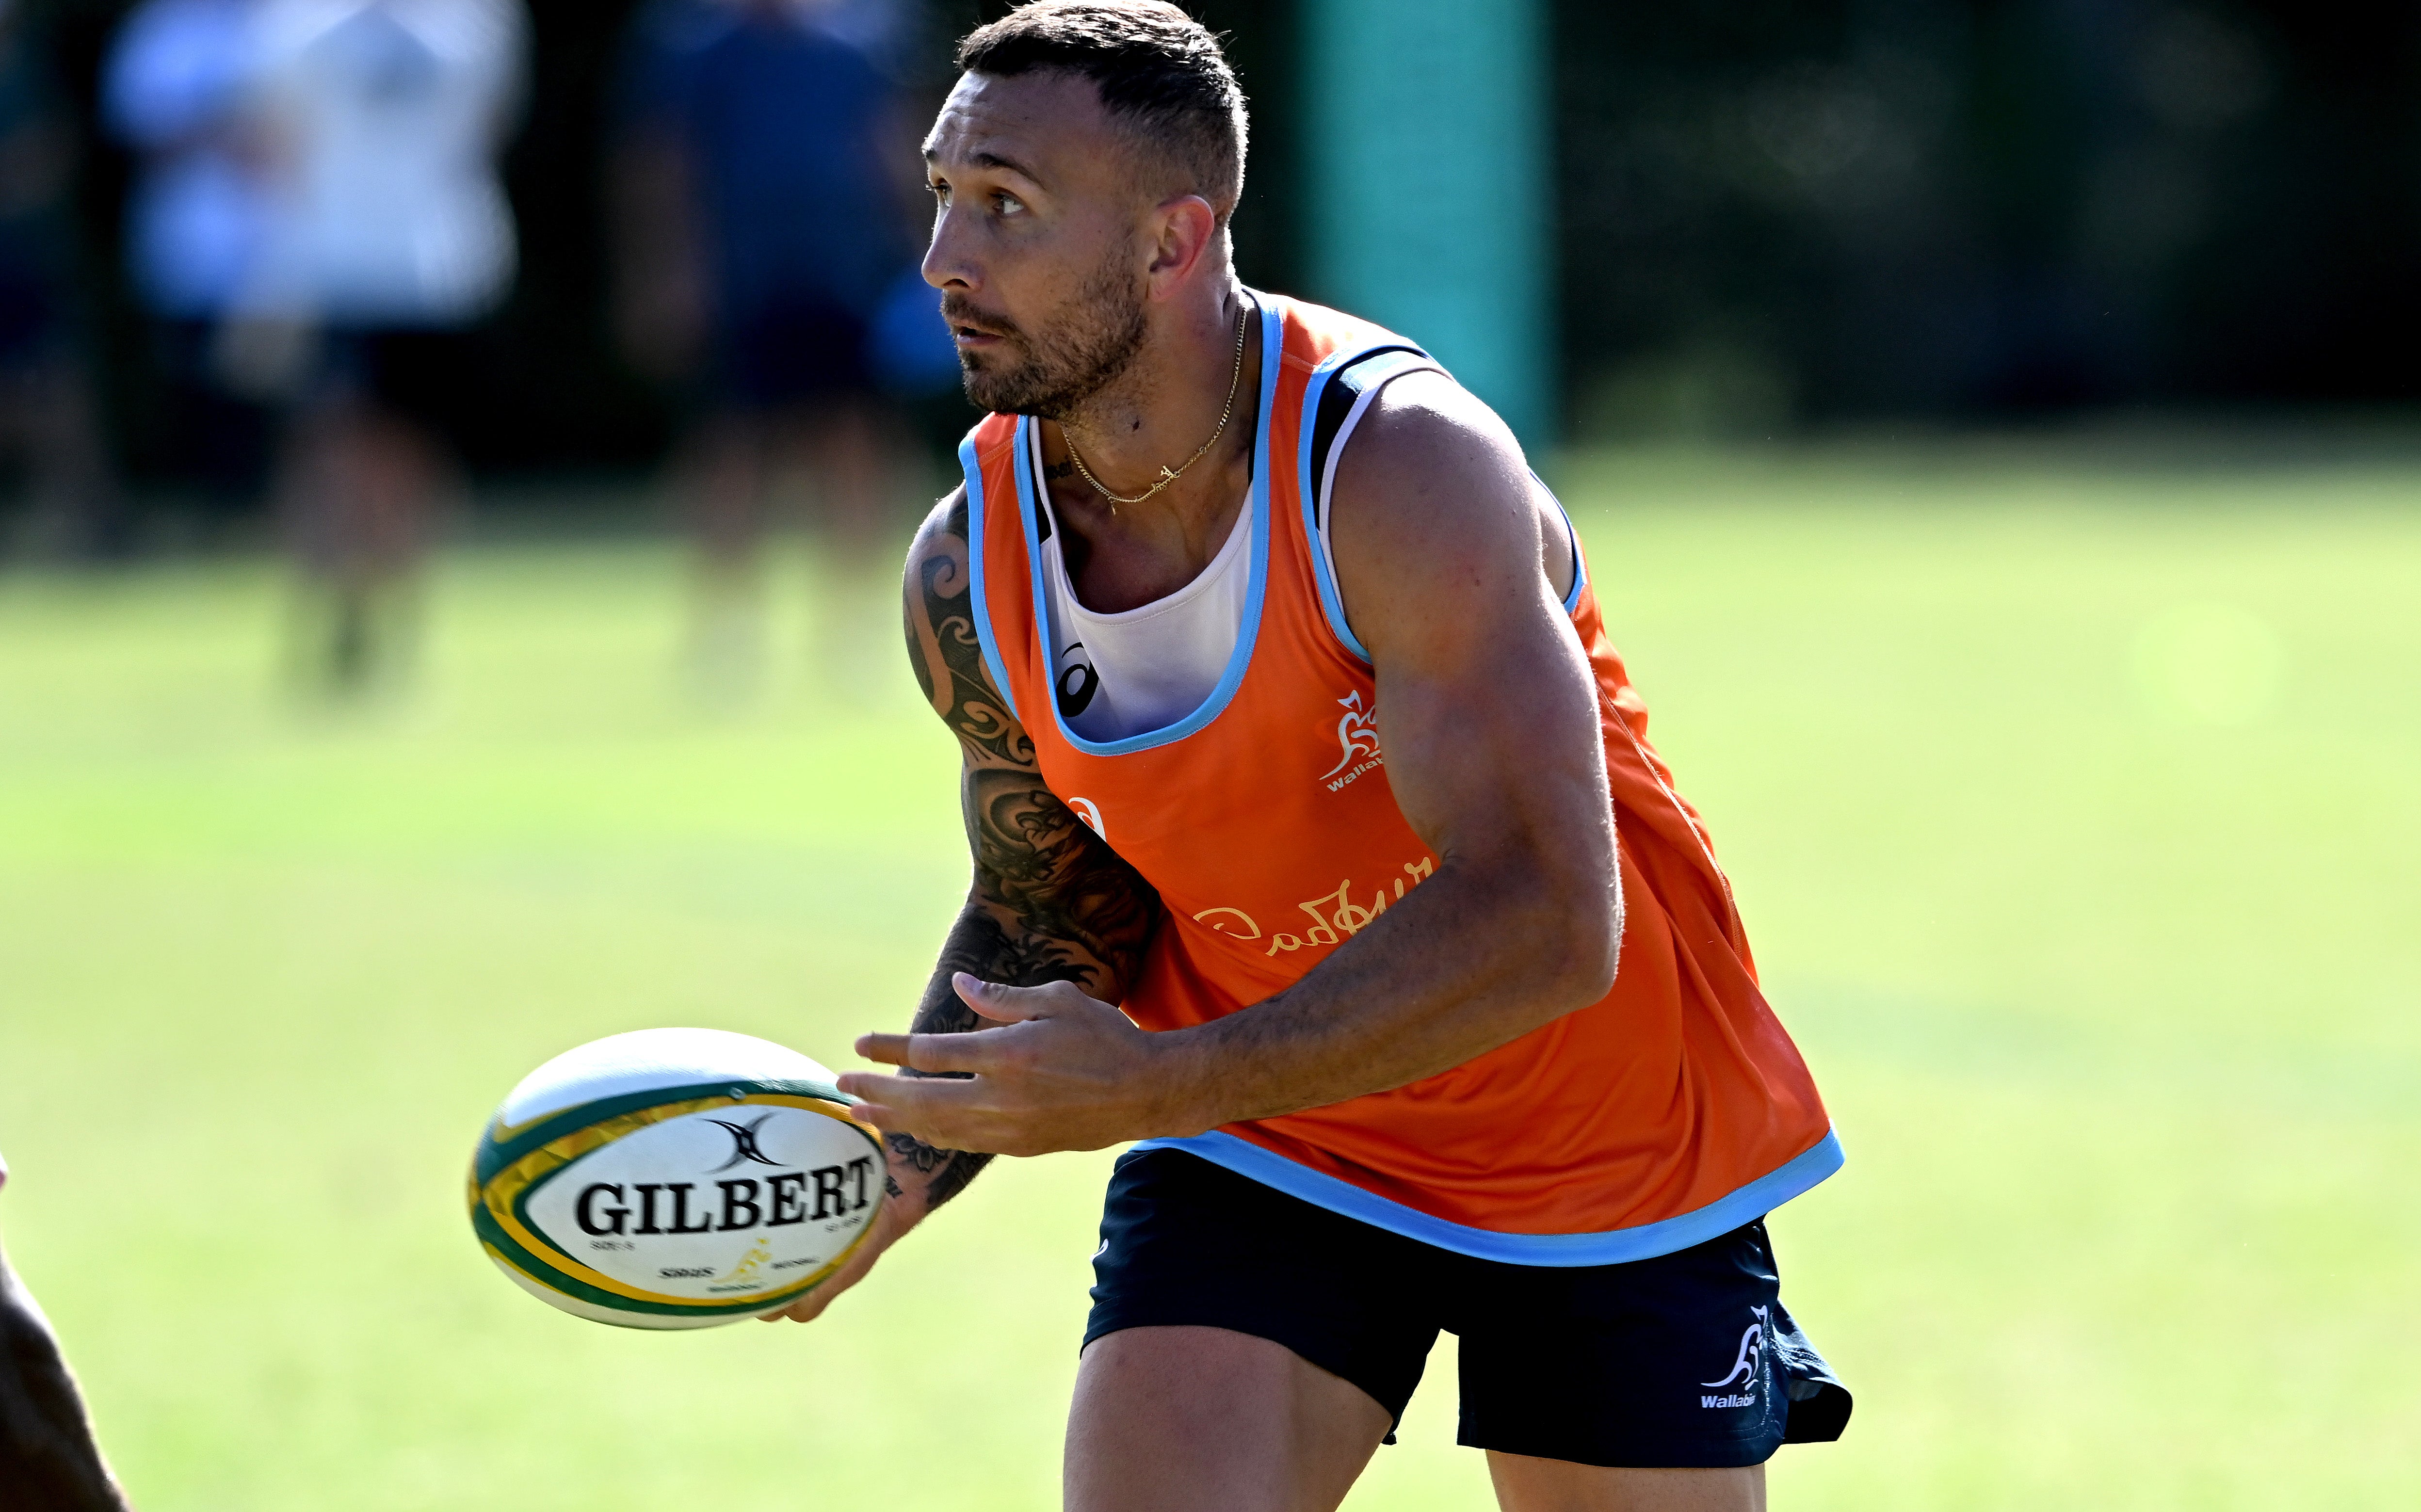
941, 301, 1015, 349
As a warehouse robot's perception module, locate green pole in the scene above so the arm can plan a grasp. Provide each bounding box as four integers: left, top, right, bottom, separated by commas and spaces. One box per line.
1303, 0, 1553, 450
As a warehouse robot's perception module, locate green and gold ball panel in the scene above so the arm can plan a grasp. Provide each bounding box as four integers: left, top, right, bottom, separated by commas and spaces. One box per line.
469, 1029, 884, 1330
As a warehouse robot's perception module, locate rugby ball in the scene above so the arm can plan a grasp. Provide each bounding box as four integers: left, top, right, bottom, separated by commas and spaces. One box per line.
468, 1028, 885, 1330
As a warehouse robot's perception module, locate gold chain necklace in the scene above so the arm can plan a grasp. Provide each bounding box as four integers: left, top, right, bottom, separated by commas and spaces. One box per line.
1064, 304, 1250, 512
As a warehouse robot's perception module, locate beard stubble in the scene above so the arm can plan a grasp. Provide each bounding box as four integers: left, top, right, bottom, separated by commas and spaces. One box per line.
947, 243, 1149, 421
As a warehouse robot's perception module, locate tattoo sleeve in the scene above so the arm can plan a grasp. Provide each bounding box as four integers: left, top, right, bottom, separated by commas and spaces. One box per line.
890, 491, 1162, 1210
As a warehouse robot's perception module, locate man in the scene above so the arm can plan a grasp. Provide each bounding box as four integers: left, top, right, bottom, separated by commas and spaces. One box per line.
102, 0, 276, 532
613, 0, 921, 695
1, 1154, 138, 1510
242, 0, 529, 690
773, 6, 1849, 1509
1, 0, 125, 561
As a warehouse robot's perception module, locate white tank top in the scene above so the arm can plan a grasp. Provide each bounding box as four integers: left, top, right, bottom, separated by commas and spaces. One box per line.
1038, 478, 1253, 744
1031, 354, 1462, 743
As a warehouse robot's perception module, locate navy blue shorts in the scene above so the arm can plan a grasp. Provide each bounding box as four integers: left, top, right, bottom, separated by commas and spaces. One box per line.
1084, 1149, 1851, 1469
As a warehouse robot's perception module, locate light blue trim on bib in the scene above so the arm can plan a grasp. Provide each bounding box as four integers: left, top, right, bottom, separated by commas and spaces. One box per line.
1547, 478, 1587, 614
1014, 294, 1287, 757
1294, 348, 1589, 656
959, 433, 1021, 726
1296, 341, 1434, 663
1128, 1126, 1845, 1267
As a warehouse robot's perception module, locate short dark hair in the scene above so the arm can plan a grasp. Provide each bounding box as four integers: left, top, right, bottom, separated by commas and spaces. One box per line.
956, 1, 1247, 222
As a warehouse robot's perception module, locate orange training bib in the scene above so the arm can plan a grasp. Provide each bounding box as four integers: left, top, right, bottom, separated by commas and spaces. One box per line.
960, 293, 1838, 1263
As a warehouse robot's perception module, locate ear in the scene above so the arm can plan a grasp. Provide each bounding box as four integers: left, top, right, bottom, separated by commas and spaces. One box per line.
1143, 194, 1221, 299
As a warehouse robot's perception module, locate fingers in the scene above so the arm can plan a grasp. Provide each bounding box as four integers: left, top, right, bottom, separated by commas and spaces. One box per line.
833, 1071, 965, 1132
954, 972, 1057, 1023
855, 1029, 999, 1075
853, 980, 1097, 1072
832, 1074, 1020, 1155
855, 1032, 910, 1067
759, 1292, 825, 1323
759, 1253, 860, 1324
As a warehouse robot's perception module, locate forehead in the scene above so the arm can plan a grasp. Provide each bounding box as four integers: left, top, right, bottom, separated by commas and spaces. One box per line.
924, 69, 1130, 182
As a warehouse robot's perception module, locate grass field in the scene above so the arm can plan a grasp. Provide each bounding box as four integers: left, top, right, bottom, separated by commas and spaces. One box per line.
2, 442, 2416, 1510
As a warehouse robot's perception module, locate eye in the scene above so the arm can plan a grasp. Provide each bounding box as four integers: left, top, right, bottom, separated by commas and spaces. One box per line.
994, 192, 1027, 217
928, 179, 951, 207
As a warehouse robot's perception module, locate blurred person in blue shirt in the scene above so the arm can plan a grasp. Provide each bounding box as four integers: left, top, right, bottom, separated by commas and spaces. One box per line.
3, 0, 124, 559
102, 0, 278, 511
104, 0, 270, 322
613, 0, 927, 697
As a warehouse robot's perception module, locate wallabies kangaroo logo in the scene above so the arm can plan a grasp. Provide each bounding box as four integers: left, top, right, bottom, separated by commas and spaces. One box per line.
1702, 1304, 1769, 1391
1318, 691, 1383, 781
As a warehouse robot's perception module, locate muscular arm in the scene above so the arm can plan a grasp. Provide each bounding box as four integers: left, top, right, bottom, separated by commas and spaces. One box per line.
885, 488, 1162, 1204
1170, 373, 1617, 1116
766, 491, 1161, 1323
841, 379, 1621, 1153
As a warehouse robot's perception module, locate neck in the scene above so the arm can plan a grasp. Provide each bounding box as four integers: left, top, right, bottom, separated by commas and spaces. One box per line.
1049, 282, 1259, 524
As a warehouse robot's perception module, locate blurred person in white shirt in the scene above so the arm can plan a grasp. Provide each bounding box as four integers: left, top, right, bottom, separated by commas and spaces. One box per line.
231, 0, 527, 691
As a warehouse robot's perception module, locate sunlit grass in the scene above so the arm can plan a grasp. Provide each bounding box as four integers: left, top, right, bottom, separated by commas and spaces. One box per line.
1, 444, 2414, 1510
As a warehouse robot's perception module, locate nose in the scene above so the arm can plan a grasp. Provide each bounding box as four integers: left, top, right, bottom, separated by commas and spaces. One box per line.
923, 203, 979, 292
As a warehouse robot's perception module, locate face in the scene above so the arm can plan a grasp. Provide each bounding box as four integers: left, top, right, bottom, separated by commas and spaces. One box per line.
922, 70, 1154, 419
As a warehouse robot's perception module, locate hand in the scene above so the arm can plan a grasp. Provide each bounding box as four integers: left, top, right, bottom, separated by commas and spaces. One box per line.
757, 1139, 922, 1324
836, 975, 1208, 1158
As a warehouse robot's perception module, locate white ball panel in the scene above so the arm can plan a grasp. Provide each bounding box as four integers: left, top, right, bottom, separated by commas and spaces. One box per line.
499, 1028, 839, 1127
520, 1106, 878, 1302
490, 1255, 742, 1330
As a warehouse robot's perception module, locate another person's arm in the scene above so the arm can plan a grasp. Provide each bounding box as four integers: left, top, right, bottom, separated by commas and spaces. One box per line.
1, 1166, 137, 1511
765, 489, 1161, 1321
840, 376, 1620, 1153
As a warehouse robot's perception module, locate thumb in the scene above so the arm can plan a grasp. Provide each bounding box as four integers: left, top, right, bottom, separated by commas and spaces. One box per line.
953, 973, 1058, 1024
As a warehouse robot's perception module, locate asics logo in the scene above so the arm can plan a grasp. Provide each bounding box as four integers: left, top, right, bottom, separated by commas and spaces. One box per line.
1055, 642, 1100, 716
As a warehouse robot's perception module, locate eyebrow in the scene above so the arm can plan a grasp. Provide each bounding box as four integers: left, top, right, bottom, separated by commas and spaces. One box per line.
924, 145, 1045, 186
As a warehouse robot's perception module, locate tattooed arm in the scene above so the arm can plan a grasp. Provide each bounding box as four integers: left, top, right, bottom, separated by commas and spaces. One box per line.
766, 487, 1159, 1322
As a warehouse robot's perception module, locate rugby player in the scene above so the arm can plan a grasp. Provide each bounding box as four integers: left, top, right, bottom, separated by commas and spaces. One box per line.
1, 1154, 137, 1510
773, 6, 1850, 1508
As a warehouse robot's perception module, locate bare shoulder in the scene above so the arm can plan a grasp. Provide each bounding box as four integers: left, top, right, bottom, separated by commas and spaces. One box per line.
907, 484, 971, 568
1333, 368, 1533, 520
902, 485, 1034, 771
1326, 370, 1564, 656
902, 484, 971, 659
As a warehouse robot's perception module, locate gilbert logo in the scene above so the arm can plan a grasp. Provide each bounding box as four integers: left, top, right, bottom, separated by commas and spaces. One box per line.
705, 1114, 781, 1172
1319, 691, 1383, 788
1067, 797, 1107, 839
1699, 1304, 1767, 1410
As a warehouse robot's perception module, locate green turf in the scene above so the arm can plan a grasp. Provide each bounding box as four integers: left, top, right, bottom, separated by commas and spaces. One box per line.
1, 444, 2414, 1509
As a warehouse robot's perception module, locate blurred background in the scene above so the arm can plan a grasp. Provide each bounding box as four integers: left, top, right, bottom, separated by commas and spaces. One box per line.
1, 1, 2416, 1509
